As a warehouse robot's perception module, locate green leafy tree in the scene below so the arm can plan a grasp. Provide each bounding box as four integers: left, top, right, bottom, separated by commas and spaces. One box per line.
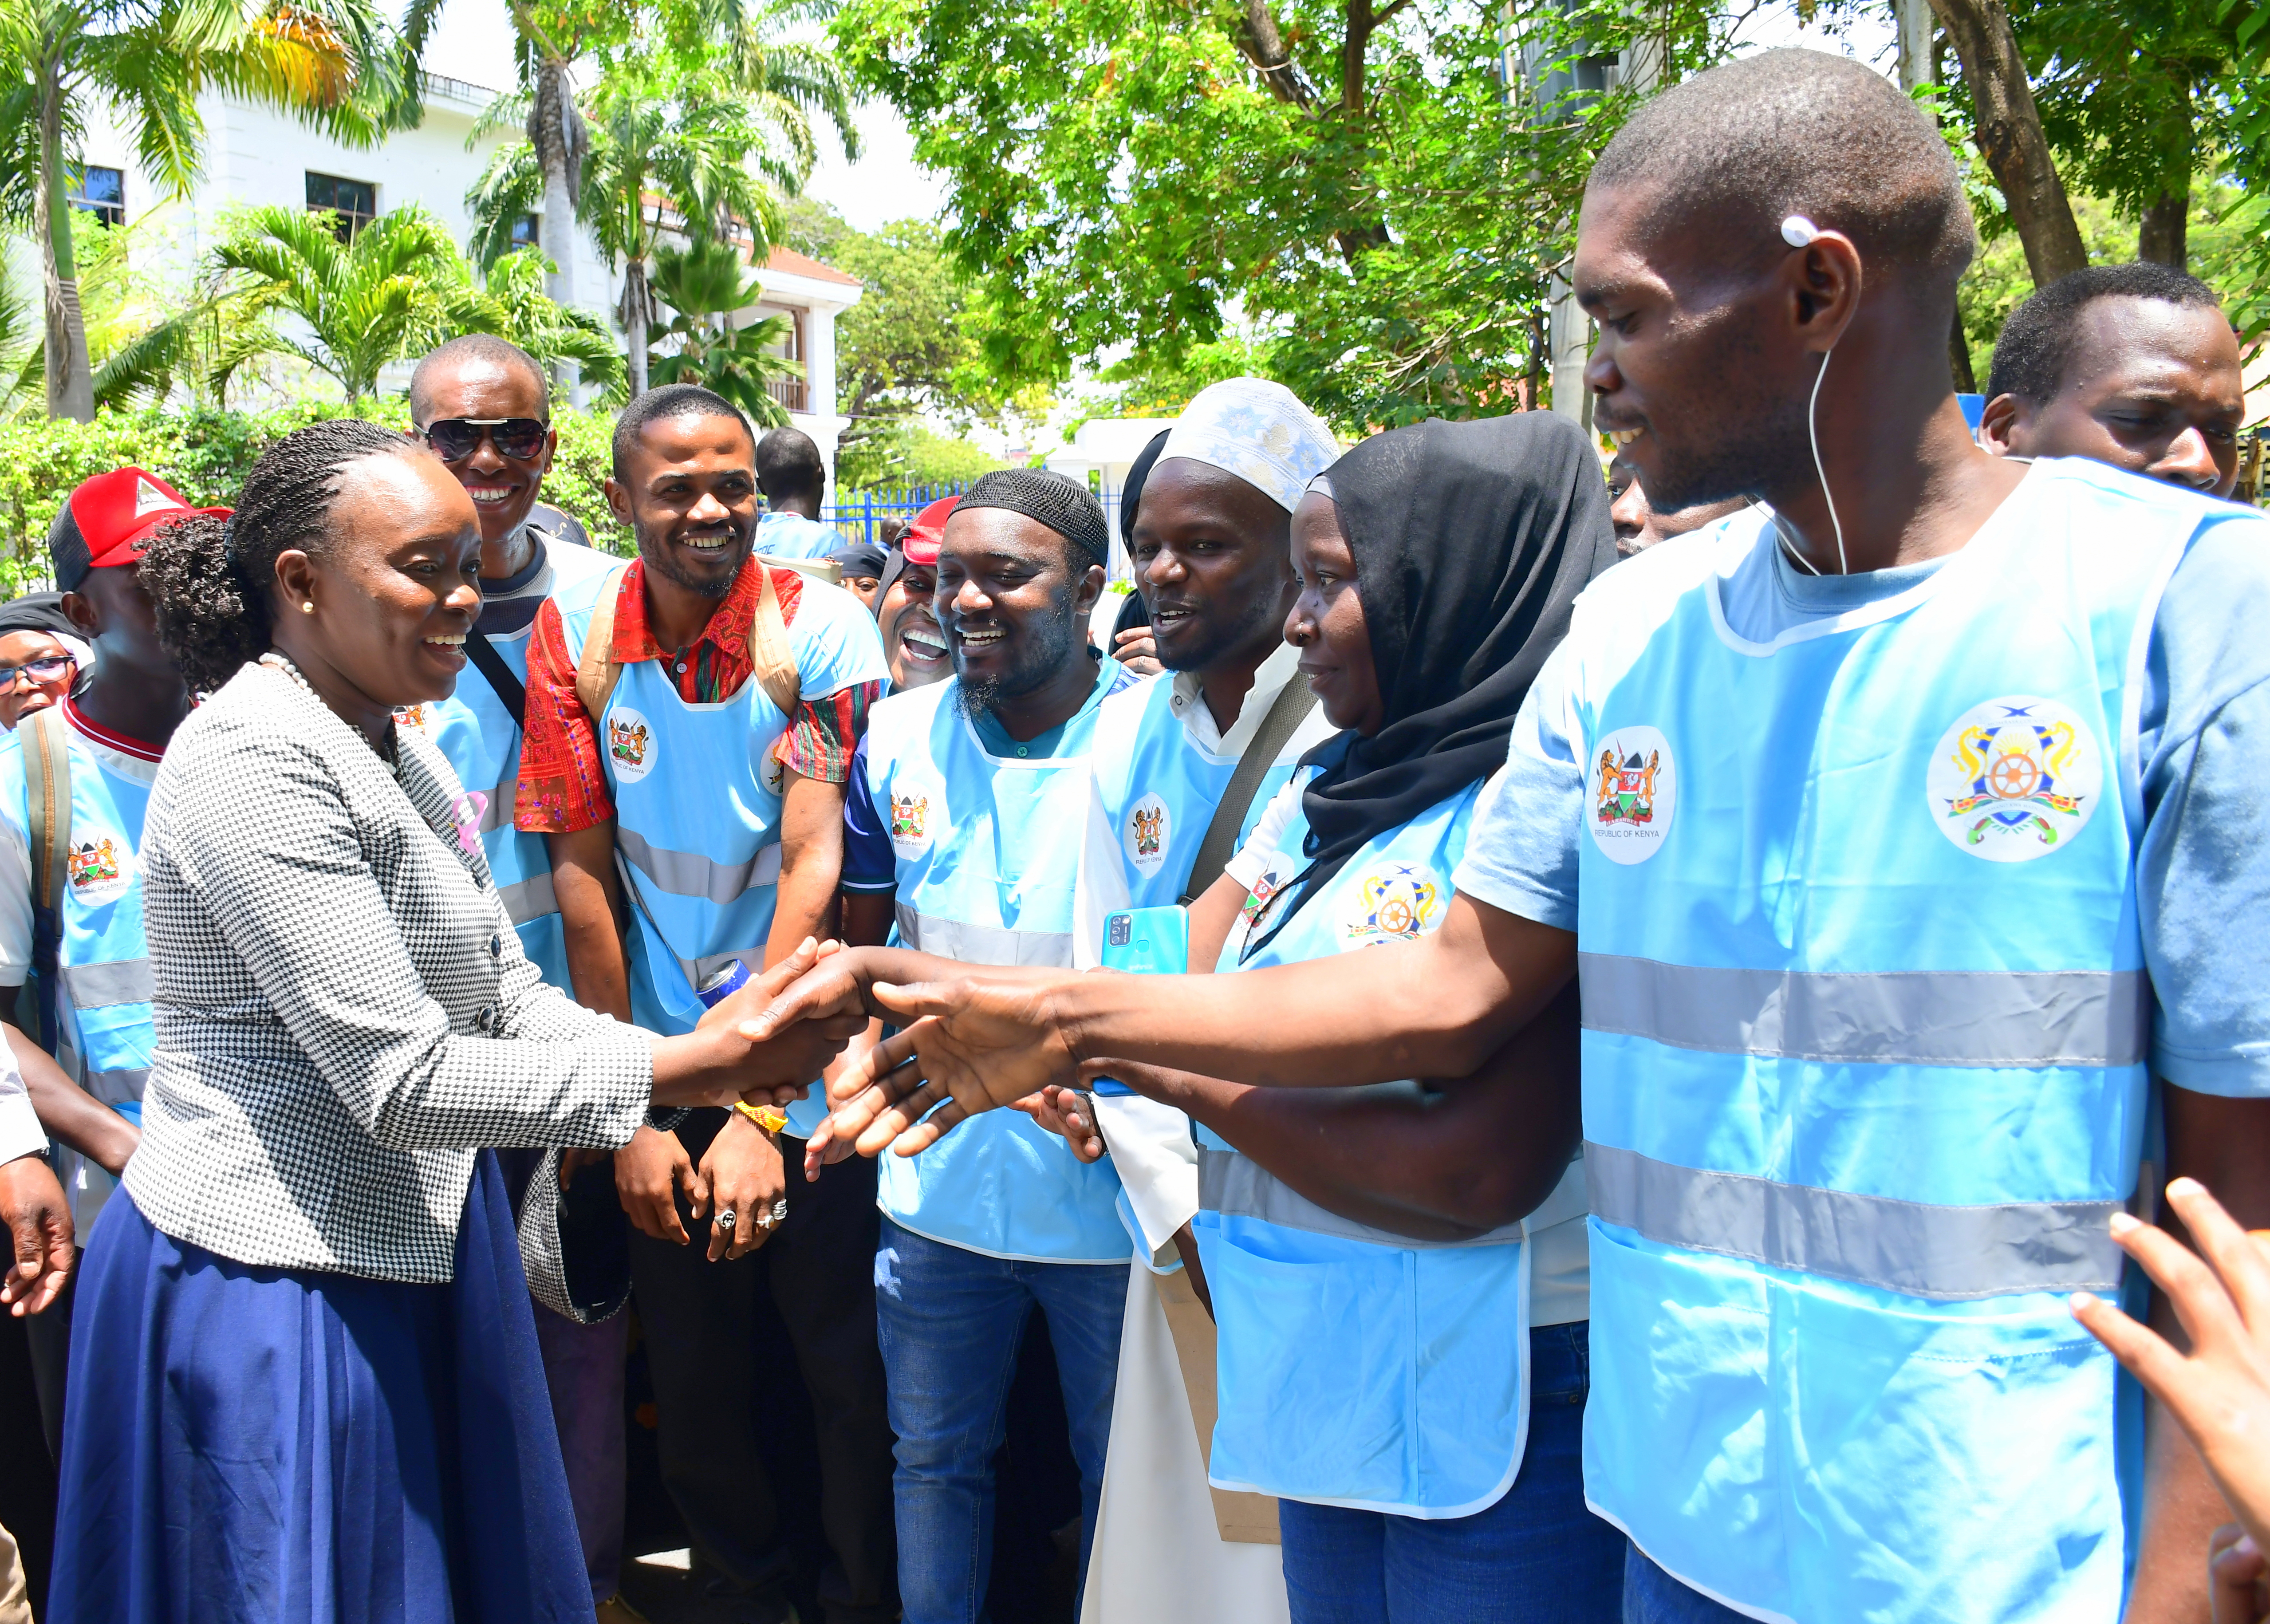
440, 0, 861, 389
777, 201, 1041, 476
645, 238, 801, 423
0, 0, 404, 421
471, 45, 855, 393
2006, 0, 2249, 269
469, 247, 626, 395
829, 0, 1724, 427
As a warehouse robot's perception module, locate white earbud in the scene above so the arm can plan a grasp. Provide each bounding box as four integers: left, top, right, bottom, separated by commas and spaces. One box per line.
1781, 214, 1820, 248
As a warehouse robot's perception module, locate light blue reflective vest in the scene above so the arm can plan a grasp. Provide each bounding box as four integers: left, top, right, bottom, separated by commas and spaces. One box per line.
1083, 670, 1310, 917
757, 511, 842, 561
1196, 777, 1586, 1516
421, 533, 618, 991
1573, 466, 2191, 1623
0, 708, 158, 1232
554, 564, 888, 1045
861, 672, 1133, 1263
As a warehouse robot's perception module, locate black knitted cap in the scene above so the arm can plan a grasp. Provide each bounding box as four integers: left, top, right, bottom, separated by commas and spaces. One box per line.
955, 469, 1111, 566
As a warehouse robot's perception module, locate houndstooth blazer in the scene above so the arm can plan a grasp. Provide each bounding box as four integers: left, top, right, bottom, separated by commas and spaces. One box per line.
122, 661, 652, 1285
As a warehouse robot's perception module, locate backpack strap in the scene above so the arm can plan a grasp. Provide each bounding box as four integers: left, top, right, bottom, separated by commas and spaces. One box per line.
20, 706, 71, 1052
1178, 678, 1319, 905
576, 560, 802, 730
575, 564, 630, 729
465, 627, 526, 729
762, 554, 843, 587
749, 563, 802, 720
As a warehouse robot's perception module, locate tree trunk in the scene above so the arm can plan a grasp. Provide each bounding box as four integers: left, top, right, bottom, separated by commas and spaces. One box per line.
1949, 307, 1978, 393
2136, 189, 2187, 269
531, 57, 582, 400
37, 68, 95, 423
1237, 0, 1313, 108
1926, 0, 2087, 288
1894, 0, 1933, 90
625, 259, 650, 397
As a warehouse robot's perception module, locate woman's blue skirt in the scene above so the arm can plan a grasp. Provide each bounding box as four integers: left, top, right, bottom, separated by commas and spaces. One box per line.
48, 1152, 592, 1624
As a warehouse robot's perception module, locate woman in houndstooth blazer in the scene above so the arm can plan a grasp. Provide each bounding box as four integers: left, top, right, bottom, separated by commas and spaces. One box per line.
44, 421, 863, 1624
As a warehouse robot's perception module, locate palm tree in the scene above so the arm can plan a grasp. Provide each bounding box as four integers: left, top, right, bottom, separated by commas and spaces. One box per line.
0, 0, 403, 421
204, 201, 507, 404
646, 238, 800, 423
469, 247, 626, 398
464, 15, 860, 394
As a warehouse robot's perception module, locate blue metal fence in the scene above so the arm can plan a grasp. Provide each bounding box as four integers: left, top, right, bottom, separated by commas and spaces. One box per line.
820, 484, 973, 549
822, 481, 1133, 583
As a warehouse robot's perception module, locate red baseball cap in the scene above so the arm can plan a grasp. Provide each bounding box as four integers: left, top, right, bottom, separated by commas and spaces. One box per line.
899, 496, 959, 566
48, 468, 229, 591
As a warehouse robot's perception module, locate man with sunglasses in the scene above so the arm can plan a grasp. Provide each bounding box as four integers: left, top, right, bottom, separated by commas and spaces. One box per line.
406, 334, 640, 1624
0, 467, 213, 1472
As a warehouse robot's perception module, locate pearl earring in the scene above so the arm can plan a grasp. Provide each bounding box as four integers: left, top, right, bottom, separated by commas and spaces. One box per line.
301, 602, 315, 614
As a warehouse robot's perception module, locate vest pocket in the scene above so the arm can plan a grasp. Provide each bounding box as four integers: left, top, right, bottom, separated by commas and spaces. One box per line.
1779, 1281, 2123, 1624
1198, 1214, 1415, 1506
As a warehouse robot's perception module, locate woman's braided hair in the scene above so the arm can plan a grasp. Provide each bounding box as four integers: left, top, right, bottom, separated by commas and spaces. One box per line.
144, 418, 416, 694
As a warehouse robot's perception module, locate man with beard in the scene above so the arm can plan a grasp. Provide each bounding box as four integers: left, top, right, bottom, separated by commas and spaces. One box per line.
832, 469, 1142, 1624
871, 497, 955, 691
517, 384, 899, 1624
790, 47, 2270, 1624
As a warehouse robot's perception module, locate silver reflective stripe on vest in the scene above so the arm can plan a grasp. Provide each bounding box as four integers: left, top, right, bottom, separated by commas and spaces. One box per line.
1200, 1146, 1529, 1249
496, 872, 559, 926
1585, 1140, 2124, 1300
480, 769, 516, 833
618, 826, 784, 904
893, 903, 1072, 969
63, 959, 152, 1010
1578, 954, 2149, 1068
84, 1065, 147, 1108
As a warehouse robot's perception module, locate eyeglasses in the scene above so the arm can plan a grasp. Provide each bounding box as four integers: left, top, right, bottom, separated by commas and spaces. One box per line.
419, 418, 550, 463
0, 654, 74, 687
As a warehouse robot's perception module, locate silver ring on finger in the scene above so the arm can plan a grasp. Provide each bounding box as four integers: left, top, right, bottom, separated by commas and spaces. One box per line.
770, 1198, 788, 1224
715, 1207, 737, 1232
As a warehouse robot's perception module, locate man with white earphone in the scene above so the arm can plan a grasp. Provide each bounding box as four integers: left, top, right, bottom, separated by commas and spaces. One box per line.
796, 46, 2270, 1624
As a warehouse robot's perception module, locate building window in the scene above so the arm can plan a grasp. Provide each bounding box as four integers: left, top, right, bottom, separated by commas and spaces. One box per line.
753, 308, 807, 414
67, 166, 125, 229
511, 213, 540, 251
305, 172, 378, 242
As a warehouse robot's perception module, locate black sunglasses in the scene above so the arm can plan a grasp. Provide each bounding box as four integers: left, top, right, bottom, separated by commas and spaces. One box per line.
420, 417, 550, 463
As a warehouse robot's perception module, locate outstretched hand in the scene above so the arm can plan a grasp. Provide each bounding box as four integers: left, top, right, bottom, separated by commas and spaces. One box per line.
2071, 1178, 2270, 1557
652, 938, 870, 1111
814, 974, 1087, 1159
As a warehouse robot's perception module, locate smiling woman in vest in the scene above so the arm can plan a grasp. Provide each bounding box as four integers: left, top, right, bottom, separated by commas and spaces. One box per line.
45, 418, 864, 1624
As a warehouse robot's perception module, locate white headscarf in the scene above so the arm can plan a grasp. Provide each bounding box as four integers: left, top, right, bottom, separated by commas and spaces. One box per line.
1159, 378, 1338, 513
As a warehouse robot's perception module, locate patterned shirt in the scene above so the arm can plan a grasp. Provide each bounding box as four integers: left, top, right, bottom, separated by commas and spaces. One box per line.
517, 556, 883, 834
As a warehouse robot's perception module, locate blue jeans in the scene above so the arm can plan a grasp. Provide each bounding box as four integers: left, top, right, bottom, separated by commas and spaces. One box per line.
1621, 1544, 1754, 1623
874, 1217, 1128, 1624
1277, 1322, 1624, 1624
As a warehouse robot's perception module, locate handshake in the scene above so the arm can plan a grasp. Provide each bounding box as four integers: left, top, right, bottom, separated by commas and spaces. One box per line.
672, 939, 1096, 1167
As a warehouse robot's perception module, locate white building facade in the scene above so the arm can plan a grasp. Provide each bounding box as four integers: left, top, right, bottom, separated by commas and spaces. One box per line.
67, 69, 861, 463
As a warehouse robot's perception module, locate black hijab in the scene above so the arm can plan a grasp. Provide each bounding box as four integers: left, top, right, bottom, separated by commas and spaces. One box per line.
1119, 430, 1170, 560
1273, 413, 1616, 936
0, 592, 79, 642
